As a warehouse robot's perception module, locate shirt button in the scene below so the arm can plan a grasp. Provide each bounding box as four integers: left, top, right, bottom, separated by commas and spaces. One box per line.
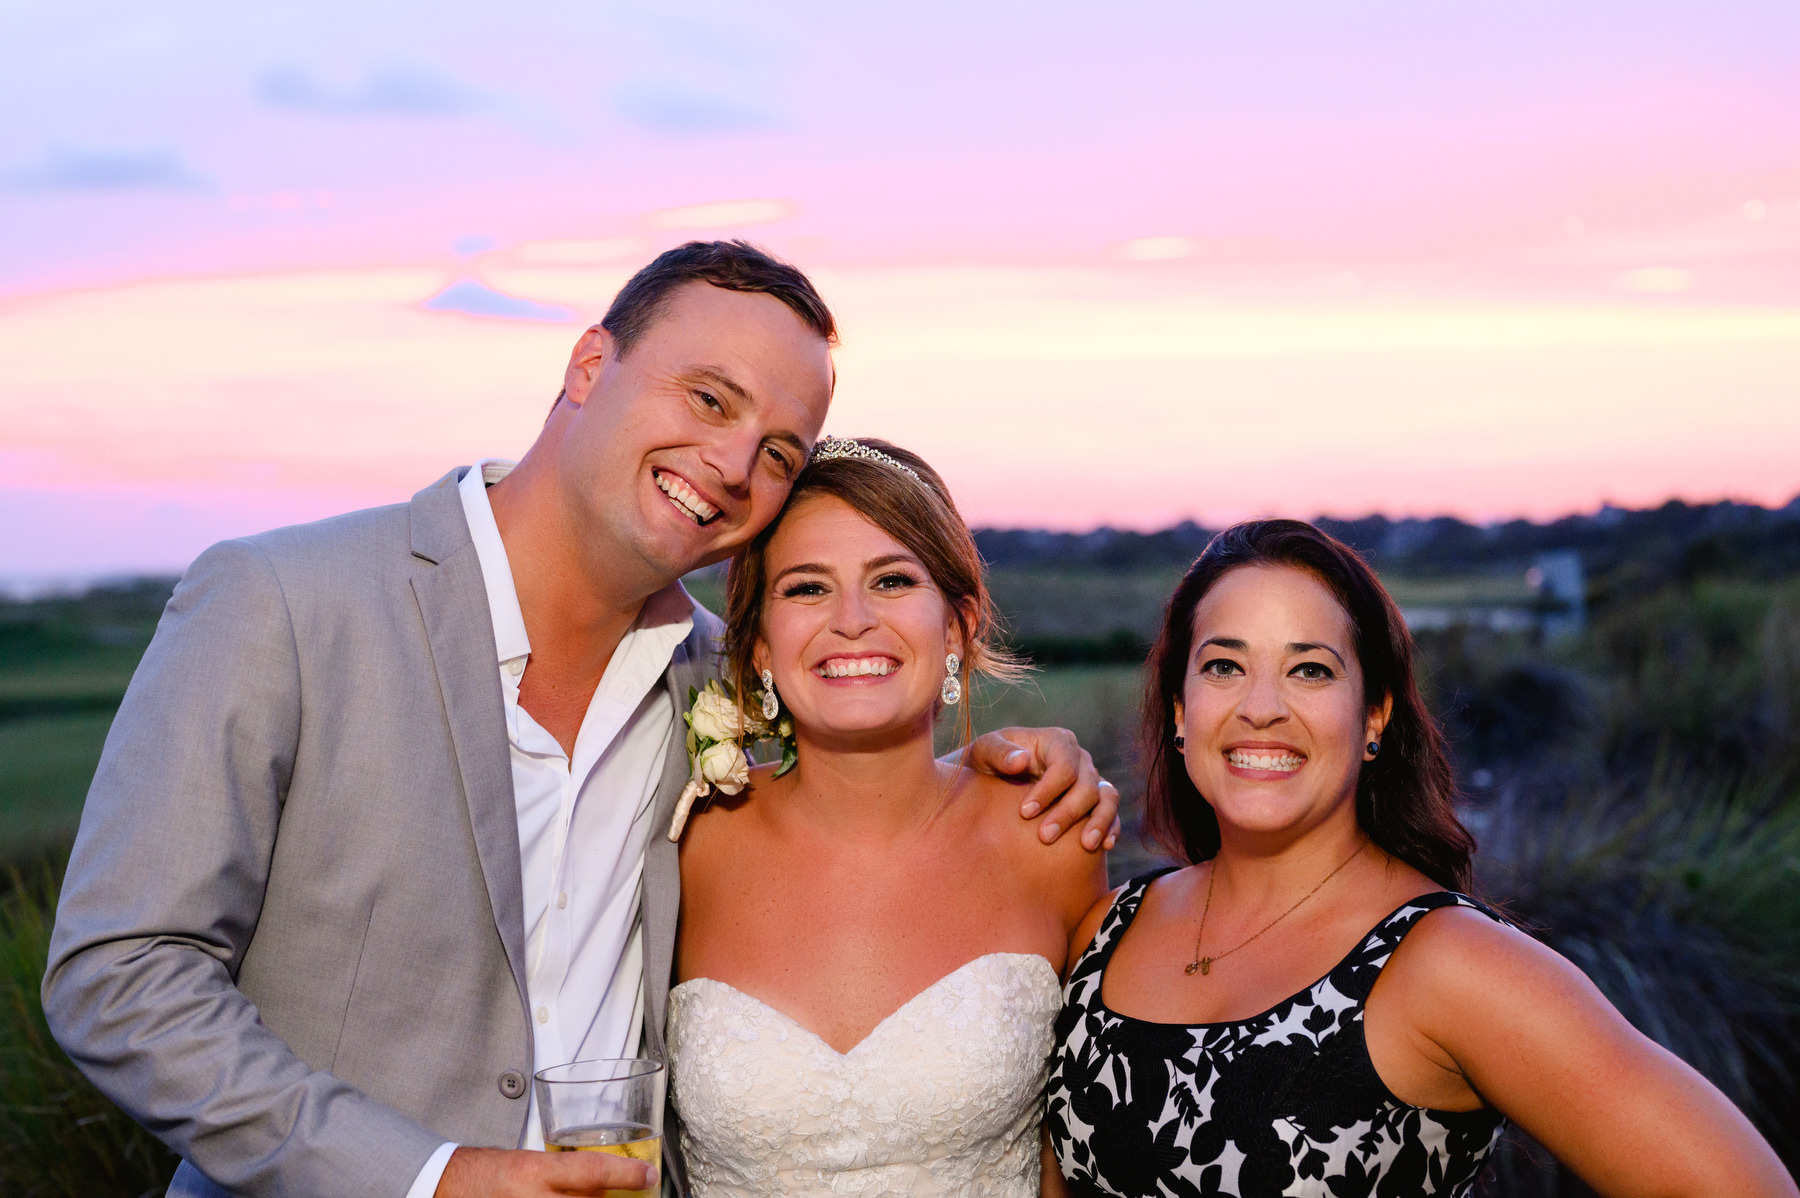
536, 1006, 549, 1024
499, 1069, 526, 1099
557, 892, 568, 910
505, 658, 524, 677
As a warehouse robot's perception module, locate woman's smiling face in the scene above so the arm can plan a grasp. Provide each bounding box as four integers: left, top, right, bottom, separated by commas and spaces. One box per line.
1176, 563, 1389, 840
758, 494, 962, 746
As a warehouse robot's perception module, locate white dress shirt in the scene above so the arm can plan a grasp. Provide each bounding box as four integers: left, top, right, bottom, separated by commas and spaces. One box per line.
407, 460, 695, 1197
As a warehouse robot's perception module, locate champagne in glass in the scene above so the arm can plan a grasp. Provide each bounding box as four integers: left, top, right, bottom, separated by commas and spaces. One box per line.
536, 1059, 665, 1197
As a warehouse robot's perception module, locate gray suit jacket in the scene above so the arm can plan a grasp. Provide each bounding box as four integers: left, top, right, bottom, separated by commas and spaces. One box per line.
42, 468, 713, 1197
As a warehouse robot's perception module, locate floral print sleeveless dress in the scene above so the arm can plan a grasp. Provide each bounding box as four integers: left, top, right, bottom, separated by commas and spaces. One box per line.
1047, 870, 1506, 1197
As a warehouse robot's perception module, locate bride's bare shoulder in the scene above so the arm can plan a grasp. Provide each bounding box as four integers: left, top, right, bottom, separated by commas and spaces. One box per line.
680, 762, 788, 856
955, 765, 1109, 921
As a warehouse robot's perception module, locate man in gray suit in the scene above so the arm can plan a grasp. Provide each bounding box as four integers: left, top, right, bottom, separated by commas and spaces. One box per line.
43, 241, 1118, 1198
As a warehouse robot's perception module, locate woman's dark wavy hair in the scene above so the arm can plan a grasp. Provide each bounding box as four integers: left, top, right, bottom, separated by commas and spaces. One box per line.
1141, 519, 1476, 892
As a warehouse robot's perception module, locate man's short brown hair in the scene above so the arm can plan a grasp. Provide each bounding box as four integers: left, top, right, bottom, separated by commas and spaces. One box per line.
602, 239, 836, 356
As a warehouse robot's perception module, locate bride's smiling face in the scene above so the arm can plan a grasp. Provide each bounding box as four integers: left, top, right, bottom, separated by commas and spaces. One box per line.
1175, 564, 1390, 840
758, 494, 963, 745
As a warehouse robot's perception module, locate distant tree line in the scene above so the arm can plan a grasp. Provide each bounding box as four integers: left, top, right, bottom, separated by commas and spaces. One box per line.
974, 494, 1800, 589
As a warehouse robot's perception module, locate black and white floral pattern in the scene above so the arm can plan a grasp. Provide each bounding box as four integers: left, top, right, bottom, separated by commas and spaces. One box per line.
1047, 871, 1506, 1197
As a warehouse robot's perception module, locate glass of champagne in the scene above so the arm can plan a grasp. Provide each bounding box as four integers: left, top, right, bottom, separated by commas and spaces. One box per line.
535, 1058, 665, 1196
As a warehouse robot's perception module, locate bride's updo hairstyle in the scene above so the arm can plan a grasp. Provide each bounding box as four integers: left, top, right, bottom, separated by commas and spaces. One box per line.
1141, 518, 1476, 892
723, 438, 1025, 750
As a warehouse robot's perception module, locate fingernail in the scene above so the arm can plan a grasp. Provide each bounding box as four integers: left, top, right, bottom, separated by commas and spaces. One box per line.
1105, 835, 1118, 849
1042, 823, 1059, 841
1085, 829, 1100, 849
647, 1165, 660, 1187
1021, 801, 1040, 817
1007, 749, 1028, 765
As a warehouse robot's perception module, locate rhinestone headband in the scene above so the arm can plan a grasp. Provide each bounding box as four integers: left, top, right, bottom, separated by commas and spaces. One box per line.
808, 435, 923, 483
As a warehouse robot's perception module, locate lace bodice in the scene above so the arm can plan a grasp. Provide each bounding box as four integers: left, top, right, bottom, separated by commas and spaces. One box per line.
667, 952, 1061, 1196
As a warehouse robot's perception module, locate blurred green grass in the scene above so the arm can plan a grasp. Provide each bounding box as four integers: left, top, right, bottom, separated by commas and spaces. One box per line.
0, 716, 112, 855
960, 664, 1166, 882
0, 863, 181, 1196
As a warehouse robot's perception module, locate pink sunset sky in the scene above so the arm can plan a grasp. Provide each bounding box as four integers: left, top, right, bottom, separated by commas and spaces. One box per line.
3, 1, 1799, 578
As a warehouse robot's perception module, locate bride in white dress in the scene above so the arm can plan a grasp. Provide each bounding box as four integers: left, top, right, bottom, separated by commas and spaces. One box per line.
669, 438, 1107, 1197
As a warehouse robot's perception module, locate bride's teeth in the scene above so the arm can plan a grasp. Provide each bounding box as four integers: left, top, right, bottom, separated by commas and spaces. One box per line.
819, 657, 896, 678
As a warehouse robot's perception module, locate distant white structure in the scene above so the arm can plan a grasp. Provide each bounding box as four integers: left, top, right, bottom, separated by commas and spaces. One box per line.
1400, 551, 1585, 639
1528, 550, 1586, 639
1399, 606, 1537, 633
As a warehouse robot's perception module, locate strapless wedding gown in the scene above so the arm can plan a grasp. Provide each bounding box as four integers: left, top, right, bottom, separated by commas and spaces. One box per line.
667, 952, 1061, 1196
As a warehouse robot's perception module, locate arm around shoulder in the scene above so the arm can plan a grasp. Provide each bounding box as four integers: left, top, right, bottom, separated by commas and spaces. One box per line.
1004, 781, 1110, 961
1380, 907, 1797, 1198
43, 538, 443, 1195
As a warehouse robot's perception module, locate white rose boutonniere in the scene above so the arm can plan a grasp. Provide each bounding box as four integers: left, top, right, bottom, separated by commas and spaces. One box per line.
688, 687, 746, 743
666, 679, 798, 841
697, 740, 750, 792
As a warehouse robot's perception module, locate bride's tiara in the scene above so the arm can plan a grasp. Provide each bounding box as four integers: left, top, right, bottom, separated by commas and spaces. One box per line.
808, 436, 923, 483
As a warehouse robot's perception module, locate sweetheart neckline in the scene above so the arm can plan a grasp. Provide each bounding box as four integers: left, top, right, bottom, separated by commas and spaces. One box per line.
670, 951, 1059, 1059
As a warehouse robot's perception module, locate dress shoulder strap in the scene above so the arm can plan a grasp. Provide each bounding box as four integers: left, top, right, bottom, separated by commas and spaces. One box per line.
1333, 891, 1507, 1004
1066, 867, 1180, 987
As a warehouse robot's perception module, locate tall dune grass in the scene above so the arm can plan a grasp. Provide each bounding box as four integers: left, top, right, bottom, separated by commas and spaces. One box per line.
1475, 774, 1800, 1194
0, 862, 177, 1197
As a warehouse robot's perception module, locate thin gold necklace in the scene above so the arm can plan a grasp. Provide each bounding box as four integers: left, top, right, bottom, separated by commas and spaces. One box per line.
1184, 840, 1369, 976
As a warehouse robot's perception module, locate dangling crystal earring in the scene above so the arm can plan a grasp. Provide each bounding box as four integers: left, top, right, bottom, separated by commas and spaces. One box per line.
941, 653, 962, 706
760, 668, 780, 722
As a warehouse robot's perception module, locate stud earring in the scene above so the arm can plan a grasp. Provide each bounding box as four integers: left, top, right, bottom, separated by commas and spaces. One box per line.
941, 653, 962, 706
1173, 735, 1185, 750
1366, 740, 1381, 757
761, 669, 780, 722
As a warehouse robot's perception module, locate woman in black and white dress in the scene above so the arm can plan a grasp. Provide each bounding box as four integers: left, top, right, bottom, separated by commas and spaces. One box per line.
1044, 519, 1794, 1198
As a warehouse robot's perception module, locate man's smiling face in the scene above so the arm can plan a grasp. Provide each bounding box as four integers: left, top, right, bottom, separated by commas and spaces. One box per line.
552, 281, 835, 583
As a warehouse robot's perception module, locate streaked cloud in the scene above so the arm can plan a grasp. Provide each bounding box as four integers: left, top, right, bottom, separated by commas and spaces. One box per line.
420, 279, 578, 322
646, 199, 794, 230
7, 145, 205, 192
258, 60, 488, 117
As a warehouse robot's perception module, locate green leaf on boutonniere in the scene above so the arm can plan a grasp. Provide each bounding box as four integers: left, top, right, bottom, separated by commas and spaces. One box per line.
777, 739, 798, 778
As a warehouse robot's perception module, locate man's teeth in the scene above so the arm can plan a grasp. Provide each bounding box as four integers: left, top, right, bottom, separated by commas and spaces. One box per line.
654, 472, 718, 523
818, 658, 897, 679
1227, 750, 1305, 773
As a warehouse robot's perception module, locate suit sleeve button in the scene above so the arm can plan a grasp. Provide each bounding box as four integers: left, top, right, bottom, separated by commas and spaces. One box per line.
499, 1069, 526, 1099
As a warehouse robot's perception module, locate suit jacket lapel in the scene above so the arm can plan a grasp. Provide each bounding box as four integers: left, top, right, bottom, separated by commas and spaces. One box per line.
642, 618, 713, 1198
407, 470, 532, 1027
641, 608, 719, 1057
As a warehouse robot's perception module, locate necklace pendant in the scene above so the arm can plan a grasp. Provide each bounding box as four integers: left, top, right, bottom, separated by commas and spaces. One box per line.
1183, 961, 1199, 976
1199, 957, 1212, 975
